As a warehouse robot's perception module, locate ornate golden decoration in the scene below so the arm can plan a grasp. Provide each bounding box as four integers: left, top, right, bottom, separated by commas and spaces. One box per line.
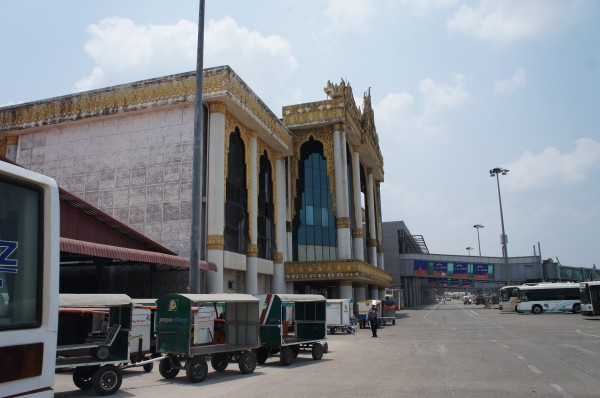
0, 139, 6, 158
377, 245, 385, 253
336, 217, 350, 229
0, 66, 292, 149
6, 136, 18, 145
273, 252, 284, 263
209, 101, 226, 114
351, 229, 364, 238
207, 235, 225, 250
246, 243, 258, 257
367, 239, 378, 248
284, 259, 392, 286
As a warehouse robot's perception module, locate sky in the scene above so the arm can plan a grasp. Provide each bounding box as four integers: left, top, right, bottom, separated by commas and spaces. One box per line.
1, 0, 599, 267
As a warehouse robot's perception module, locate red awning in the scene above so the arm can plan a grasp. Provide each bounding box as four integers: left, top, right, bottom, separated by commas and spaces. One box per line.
60, 237, 217, 271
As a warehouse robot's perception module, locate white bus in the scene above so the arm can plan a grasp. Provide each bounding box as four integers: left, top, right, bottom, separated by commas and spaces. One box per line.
579, 281, 600, 318
498, 285, 520, 312
0, 161, 60, 397
516, 282, 581, 314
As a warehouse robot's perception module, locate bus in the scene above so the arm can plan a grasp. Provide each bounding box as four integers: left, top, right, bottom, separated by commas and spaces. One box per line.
498, 285, 520, 312
579, 281, 600, 317
1, 160, 60, 397
516, 282, 581, 314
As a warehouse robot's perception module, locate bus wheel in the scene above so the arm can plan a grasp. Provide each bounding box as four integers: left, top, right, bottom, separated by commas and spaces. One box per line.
186, 356, 208, 383
73, 366, 96, 390
92, 365, 122, 396
532, 305, 543, 315
573, 303, 581, 314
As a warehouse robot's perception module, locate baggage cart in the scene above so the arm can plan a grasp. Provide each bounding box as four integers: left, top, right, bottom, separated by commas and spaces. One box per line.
326, 298, 355, 334
155, 293, 260, 383
256, 294, 327, 366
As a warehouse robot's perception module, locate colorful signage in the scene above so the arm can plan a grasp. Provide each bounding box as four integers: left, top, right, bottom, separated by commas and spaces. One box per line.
414, 260, 494, 280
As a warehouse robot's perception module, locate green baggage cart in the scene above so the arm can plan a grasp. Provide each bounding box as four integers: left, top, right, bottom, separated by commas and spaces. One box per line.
155, 293, 260, 383
256, 294, 327, 366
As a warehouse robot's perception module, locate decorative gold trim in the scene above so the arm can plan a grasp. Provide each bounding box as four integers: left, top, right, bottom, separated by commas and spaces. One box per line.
209, 101, 226, 114
207, 235, 225, 250
6, 136, 18, 145
0, 139, 6, 158
351, 229, 364, 238
246, 243, 258, 257
336, 217, 350, 229
273, 252, 284, 263
367, 239, 377, 248
377, 245, 385, 253
284, 259, 392, 286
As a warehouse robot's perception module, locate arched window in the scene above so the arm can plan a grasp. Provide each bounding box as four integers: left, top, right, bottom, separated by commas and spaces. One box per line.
224, 129, 247, 254
292, 137, 337, 261
258, 152, 274, 260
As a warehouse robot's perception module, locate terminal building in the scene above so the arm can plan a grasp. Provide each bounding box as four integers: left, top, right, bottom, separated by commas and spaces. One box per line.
0, 66, 391, 301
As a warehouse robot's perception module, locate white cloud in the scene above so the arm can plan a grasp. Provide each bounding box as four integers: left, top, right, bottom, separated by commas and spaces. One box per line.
447, 0, 583, 46
494, 68, 526, 94
75, 16, 300, 112
324, 0, 376, 36
505, 138, 600, 191
400, 0, 458, 17
419, 73, 469, 117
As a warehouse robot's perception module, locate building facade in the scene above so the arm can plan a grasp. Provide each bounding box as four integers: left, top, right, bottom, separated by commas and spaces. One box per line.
0, 67, 390, 301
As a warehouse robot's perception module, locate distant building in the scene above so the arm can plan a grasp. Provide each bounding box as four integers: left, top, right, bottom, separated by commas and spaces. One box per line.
0, 66, 390, 300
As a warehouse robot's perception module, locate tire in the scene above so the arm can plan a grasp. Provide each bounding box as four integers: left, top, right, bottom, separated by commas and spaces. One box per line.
143, 362, 154, 372
159, 357, 180, 379
329, 327, 336, 335
211, 353, 229, 371
93, 346, 110, 360
322, 342, 329, 353
573, 303, 581, 314
256, 346, 269, 364
238, 351, 257, 374
186, 356, 208, 383
532, 305, 543, 315
311, 343, 324, 360
279, 346, 294, 366
392, 319, 396, 325
73, 366, 95, 390
292, 345, 300, 358
92, 365, 122, 396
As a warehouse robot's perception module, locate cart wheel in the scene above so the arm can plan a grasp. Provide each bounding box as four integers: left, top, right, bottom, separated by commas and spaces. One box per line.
238, 351, 257, 374
329, 326, 335, 335
256, 347, 269, 364
311, 343, 324, 360
92, 365, 122, 396
392, 319, 396, 325
382, 319, 387, 326
211, 353, 229, 371
90, 345, 110, 360
143, 362, 154, 372
322, 342, 329, 353
292, 345, 300, 358
159, 357, 180, 379
279, 347, 294, 366
186, 356, 208, 383
73, 366, 96, 390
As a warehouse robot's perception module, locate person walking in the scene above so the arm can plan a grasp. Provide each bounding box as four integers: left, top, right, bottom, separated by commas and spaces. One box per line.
368, 304, 379, 338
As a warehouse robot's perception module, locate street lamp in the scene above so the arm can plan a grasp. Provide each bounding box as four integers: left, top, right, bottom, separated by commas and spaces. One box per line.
489, 167, 509, 258
466, 247, 473, 256
473, 224, 484, 256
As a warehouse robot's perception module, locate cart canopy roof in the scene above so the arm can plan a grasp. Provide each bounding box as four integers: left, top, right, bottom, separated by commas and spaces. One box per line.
271, 294, 326, 302
59, 293, 132, 307
164, 293, 259, 303
326, 298, 351, 303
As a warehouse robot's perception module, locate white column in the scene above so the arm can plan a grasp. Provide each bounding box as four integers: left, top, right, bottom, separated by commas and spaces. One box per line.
273, 154, 287, 293
355, 285, 366, 301
378, 288, 385, 300
333, 125, 351, 259
245, 132, 258, 295
340, 281, 353, 300
206, 102, 226, 293
6, 136, 18, 162
351, 146, 364, 260
367, 170, 378, 267
376, 182, 385, 270
285, 157, 293, 294
369, 286, 378, 299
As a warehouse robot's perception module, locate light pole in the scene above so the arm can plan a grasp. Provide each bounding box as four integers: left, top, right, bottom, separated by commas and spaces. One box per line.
473, 224, 484, 256
489, 167, 509, 258
466, 247, 473, 256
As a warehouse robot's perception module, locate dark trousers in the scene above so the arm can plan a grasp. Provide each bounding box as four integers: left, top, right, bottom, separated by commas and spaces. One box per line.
370, 319, 377, 337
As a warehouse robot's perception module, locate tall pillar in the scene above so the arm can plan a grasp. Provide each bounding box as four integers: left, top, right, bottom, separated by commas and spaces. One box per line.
369, 286, 378, 300
206, 102, 226, 293
339, 280, 353, 300
245, 132, 259, 295
378, 288, 385, 300
376, 182, 385, 270
367, 170, 378, 267
273, 154, 287, 293
351, 146, 364, 260
355, 284, 366, 301
286, 157, 294, 294
333, 125, 351, 259
6, 136, 18, 162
